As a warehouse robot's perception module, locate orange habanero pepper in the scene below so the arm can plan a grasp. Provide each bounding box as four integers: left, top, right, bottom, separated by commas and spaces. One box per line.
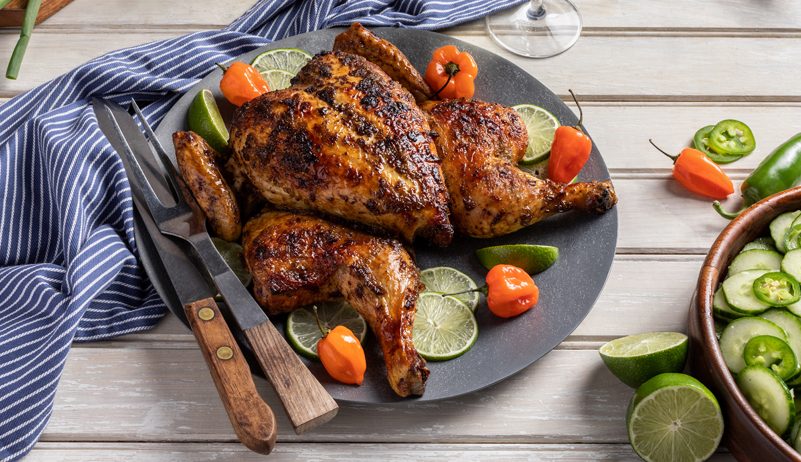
650, 140, 734, 199
314, 306, 366, 385
446, 264, 539, 319
425, 45, 478, 100
217, 62, 270, 107
548, 89, 593, 184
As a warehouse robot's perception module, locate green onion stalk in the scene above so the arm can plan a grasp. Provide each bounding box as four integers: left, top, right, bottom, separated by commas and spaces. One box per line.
5, 0, 42, 80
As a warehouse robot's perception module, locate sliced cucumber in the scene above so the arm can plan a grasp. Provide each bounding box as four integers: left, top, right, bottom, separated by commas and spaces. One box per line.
723, 269, 773, 314
759, 309, 801, 379
743, 237, 778, 253
783, 250, 801, 282
794, 416, 801, 452
736, 365, 796, 436
713, 287, 746, 322
771, 211, 801, 254
719, 316, 788, 374
729, 249, 783, 275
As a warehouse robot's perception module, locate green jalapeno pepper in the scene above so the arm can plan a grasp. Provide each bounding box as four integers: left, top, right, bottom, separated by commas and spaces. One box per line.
709, 119, 756, 155
714, 132, 801, 219
743, 335, 798, 380
753, 271, 801, 306
694, 125, 743, 164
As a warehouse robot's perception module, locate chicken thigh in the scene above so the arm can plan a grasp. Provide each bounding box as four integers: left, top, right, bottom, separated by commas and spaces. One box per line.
242, 210, 429, 397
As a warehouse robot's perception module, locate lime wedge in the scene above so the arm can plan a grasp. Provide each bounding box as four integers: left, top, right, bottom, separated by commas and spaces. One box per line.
475, 244, 559, 275
188, 89, 229, 153
626, 373, 724, 462
600, 332, 688, 389
260, 68, 295, 91
211, 237, 251, 288
251, 48, 312, 75
286, 301, 367, 361
420, 267, 479, 312
512, 104, 560, 165
412, 293, 478, 361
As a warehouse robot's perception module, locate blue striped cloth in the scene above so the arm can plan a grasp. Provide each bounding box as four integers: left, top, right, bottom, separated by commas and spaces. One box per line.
0, 0, 524, 460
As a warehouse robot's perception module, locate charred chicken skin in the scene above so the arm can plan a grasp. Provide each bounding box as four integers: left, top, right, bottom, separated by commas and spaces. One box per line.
242, 210, 429, 397
333, 24, 617, 238
229, 50, 453, 246
422, 99, 617, 237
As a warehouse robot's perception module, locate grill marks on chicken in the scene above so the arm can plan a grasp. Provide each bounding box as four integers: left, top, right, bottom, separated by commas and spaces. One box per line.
421, 99, 618, 238
242, 211, 429, 397
230, 50, 452, 246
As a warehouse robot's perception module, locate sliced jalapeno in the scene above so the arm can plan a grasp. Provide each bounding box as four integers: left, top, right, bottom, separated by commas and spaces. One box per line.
694, 125, 743, 164
709, 119, 755, 155
753, 271, 801, 306
743, 335, 799, 380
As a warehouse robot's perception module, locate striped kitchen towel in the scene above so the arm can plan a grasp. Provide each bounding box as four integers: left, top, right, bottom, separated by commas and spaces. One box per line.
0, 0, 525, 460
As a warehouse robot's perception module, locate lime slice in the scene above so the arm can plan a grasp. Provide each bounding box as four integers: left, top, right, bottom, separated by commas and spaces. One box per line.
626, 373, 724, 462
413, 293, 478, 361
188, 89, 229, 153
475, 244, 559, 275
251, 48, 312, 75
420, 267, 479, 312
600, 332, 688, 389
512, 104, 560, 165
211, 237, 251, 288
286, 301, 368, 360
260, 68, 295, 91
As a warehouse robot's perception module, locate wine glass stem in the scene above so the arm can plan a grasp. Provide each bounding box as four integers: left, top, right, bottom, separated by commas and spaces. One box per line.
527, 0, 546, 19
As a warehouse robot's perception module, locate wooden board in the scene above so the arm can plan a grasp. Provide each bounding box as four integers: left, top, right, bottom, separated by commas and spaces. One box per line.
0, 0, 75, 27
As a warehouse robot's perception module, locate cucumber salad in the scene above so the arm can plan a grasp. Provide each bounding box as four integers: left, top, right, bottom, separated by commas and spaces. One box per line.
716, 209, 801, 447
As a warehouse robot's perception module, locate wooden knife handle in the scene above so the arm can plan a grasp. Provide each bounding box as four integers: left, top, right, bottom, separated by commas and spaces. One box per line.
244, 321, 339, 435
184, 298, 277, 454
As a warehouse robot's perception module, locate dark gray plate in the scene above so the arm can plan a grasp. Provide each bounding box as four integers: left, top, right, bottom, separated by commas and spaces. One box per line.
148, 27, 618, 403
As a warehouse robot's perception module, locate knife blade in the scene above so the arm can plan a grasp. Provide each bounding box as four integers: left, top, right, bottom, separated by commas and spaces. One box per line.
93, 97, 339, 435
94, 99, 278, 454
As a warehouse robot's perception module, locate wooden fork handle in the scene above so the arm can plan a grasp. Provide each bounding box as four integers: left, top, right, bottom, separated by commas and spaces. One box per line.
185, 298, 277, 455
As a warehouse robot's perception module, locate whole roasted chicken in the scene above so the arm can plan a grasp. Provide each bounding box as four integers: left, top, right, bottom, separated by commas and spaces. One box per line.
242, 210, 429, 397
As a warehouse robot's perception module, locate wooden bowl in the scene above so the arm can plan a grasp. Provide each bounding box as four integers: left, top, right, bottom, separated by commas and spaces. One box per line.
689, 186, 801, 462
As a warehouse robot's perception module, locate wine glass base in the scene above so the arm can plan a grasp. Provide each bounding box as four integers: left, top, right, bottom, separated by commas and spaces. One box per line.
486, 0, 583, 58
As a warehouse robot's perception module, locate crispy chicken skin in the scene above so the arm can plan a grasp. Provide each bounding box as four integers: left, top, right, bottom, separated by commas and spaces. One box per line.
421, 99, 618, 238
333, 22, 433, 105
230, 50, 452, 246
173, 131, 242, 241
242, 211, 429, 397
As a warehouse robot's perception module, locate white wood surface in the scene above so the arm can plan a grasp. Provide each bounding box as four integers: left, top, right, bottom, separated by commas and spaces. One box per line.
4, 0, 796, 460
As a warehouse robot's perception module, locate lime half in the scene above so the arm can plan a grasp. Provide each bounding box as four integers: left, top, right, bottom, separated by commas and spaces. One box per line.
512, 104, 560, 165
211, 237, 251, 288
413, 293, 478, 361
626, 373, 724, 462
188, 89, 229, 153
600, 332, 688, 389
251, 48, 312, 75
286, 301, 368, 360
260, 68, 295, 91
420, 267, 479, 312
475, 244, 559, 275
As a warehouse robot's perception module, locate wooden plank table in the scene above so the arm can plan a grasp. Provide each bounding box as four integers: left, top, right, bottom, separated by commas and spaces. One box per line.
2, 0, 799, 459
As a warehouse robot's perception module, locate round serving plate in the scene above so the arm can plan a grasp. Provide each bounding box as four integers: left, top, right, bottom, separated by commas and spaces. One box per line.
144, 27, 618, 403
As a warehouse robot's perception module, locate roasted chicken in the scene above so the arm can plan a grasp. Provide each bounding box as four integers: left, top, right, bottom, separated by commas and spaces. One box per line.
229, 50, 453, 246
334, 23, 618, 237
242, 210, 429, 397
422, 99, 617, 237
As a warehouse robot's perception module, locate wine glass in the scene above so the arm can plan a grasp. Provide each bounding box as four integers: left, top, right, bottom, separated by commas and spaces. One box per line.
485, 0, 583, 58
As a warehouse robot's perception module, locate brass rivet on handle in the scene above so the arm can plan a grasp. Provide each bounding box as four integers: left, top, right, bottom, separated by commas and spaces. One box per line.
198, 307, 214, 321
216, 346, 234, 360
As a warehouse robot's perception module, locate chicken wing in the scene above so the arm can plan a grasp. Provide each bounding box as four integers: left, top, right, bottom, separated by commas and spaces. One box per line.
173, 131, 242, 241
333, 22, 433, 105
421, 99, 617, 237
229, 50, 452, 246
242, 210, 429, 397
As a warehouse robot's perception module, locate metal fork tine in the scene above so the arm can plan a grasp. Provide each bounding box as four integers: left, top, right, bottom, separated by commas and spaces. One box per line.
130, 100, 185, 205
103, 103, 166, 218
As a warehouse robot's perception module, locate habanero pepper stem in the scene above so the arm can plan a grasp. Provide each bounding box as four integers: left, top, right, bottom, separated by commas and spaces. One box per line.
650, 139, 734, 200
